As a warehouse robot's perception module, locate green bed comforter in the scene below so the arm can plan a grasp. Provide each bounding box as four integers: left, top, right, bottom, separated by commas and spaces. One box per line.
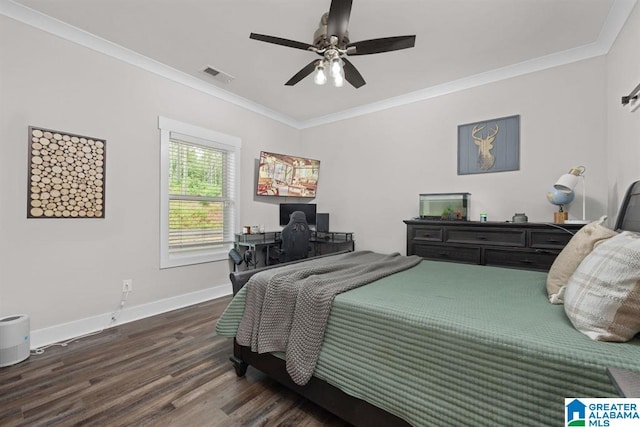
216, 260, 640, 426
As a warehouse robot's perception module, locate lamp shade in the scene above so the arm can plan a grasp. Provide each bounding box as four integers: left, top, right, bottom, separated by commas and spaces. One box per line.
554, 174, 579, 193
554, 166, 585, 193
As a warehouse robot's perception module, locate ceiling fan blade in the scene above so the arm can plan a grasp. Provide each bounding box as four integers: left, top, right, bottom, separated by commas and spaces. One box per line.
285, 60, 319, 86
347, 35, 416, 55
326, 0, 353, 42
250, 33, 315, 51
342, 58, 366, 88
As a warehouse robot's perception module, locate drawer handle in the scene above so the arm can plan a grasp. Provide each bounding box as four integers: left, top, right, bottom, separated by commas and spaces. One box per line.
422, 234, 431, 237
519, 259, 533, 264
438, 252, 450, 257
476, 236, 488, 241
546, 238, 560, 243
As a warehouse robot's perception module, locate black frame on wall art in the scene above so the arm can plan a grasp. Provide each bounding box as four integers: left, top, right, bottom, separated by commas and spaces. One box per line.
27, 126, 106, 219
457, 114, 520, 175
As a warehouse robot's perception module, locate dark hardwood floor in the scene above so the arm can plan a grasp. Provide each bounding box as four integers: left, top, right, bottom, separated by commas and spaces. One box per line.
0, 296, 350, 427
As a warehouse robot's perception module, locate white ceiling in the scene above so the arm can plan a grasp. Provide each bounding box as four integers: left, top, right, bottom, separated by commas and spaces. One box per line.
4, 0, 637, 127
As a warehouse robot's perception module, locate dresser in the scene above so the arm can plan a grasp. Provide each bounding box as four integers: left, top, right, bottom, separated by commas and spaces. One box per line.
404, 219, 584, 271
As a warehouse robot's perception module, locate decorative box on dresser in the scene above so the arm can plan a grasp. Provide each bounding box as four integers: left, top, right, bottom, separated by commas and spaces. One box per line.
404, 219, 584, 271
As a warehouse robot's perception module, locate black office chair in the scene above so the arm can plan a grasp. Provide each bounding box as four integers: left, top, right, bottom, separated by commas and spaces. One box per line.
270, 210, 311, 264
228, 248, 243, 273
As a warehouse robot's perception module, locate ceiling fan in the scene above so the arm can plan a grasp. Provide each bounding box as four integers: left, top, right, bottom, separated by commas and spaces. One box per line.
249, 0, 416, 88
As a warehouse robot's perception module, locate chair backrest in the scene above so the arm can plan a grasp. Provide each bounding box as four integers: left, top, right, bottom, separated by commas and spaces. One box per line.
280, 210, 311, 262
228, 248, 243, 273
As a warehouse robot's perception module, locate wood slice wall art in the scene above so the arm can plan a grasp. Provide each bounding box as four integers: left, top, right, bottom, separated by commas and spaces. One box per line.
27, 126, 106, 218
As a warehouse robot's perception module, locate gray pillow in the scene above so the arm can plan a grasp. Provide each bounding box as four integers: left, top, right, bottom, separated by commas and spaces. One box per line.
546, 217, 617, 304
564, 231, 640, 341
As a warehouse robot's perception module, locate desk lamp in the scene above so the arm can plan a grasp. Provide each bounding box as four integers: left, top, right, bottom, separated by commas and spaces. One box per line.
554, 166, 587, 224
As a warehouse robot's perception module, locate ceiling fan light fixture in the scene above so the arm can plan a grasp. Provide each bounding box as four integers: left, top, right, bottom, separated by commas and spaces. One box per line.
327, 55, 344, 87
313, 61, 327, 85
249, 0, 416, 88
329, 57, 342, 78
333, 74, 345, 87
333, 66, 345, 87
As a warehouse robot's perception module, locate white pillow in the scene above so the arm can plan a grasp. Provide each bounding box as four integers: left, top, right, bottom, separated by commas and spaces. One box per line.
546, 217, 617, 304
564, 231, 640, 341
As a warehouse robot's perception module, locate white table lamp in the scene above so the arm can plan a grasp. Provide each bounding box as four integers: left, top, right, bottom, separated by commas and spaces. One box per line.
554, 166, 587, 224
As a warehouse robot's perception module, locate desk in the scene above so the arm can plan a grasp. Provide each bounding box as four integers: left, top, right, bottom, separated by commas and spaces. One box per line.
234, 231, 354, 269
234, 232, 281, 268
311, 231, 354, 256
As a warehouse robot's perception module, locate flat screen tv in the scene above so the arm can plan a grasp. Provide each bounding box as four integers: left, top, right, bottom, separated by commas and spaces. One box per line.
256, 151, 320, 198
279, 203, 317, 226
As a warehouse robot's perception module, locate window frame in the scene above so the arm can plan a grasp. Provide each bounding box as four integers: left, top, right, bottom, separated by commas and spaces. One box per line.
158, 116, 241, 268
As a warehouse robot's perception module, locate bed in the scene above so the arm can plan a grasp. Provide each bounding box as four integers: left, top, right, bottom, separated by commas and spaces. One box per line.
215, 181, 640, 426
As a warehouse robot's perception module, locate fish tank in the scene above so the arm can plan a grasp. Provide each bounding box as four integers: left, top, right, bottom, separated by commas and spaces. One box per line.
419, 193, 470, 220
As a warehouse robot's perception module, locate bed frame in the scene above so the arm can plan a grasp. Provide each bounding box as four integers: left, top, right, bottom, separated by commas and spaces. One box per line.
226, 180, 640, 427
228, 251, 410, 426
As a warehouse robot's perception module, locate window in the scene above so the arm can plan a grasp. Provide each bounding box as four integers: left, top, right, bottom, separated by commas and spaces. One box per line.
159, 117, 241, 268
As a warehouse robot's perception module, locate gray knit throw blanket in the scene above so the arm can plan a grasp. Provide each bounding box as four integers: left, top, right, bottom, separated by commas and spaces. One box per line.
235, 251, 422, 385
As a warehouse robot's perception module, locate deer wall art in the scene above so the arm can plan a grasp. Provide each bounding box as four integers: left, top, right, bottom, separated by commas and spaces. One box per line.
471, 123, 499, 170
457, 115, 520, 175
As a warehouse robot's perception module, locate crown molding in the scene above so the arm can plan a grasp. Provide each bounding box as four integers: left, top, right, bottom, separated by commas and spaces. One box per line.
1, 0, 636, 130
298, 0, 638, 129
0, 0, 301, 129
298, 42, 606, 129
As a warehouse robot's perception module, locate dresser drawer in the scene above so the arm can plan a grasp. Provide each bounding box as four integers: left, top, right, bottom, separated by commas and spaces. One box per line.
413, 243, 481, 264
445, 228, 526, 247
410, 226, 443, 242
405, 220, 583, 272
484, 248, 560, 271
529, 230, 575, 250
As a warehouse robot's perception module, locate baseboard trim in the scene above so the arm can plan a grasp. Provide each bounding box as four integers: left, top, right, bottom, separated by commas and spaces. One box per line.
30, 283, 232, 350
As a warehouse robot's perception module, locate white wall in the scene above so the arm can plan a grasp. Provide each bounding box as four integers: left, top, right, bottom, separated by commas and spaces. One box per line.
606, 2, 640, 218
0, 16, 299, 334
300, 58, 609, 254
2, 3, 638, 341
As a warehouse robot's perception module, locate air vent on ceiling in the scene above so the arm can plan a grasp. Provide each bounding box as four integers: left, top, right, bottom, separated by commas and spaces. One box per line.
202, 66, 234, 84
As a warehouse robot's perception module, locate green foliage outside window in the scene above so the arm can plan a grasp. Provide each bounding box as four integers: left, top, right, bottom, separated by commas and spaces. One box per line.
169, 141, 223, 198
168, 141, 226, 248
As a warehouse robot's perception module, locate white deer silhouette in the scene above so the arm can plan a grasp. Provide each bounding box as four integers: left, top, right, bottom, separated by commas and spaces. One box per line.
472, 123, 499, 170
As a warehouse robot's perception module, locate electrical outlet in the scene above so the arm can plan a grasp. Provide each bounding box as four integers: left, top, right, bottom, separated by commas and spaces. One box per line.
122, 279, 133, 292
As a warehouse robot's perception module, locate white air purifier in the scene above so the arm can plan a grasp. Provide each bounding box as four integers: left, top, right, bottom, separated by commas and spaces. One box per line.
0, 314, 30, 367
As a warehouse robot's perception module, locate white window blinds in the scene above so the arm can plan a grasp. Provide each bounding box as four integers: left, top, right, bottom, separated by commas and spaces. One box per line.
159, 117, 241, 268
168, 136, 237, 252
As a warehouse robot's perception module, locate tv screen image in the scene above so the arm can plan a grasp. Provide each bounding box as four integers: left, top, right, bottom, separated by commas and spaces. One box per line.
257, 151, 320, 198
279, 203, 317, 226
